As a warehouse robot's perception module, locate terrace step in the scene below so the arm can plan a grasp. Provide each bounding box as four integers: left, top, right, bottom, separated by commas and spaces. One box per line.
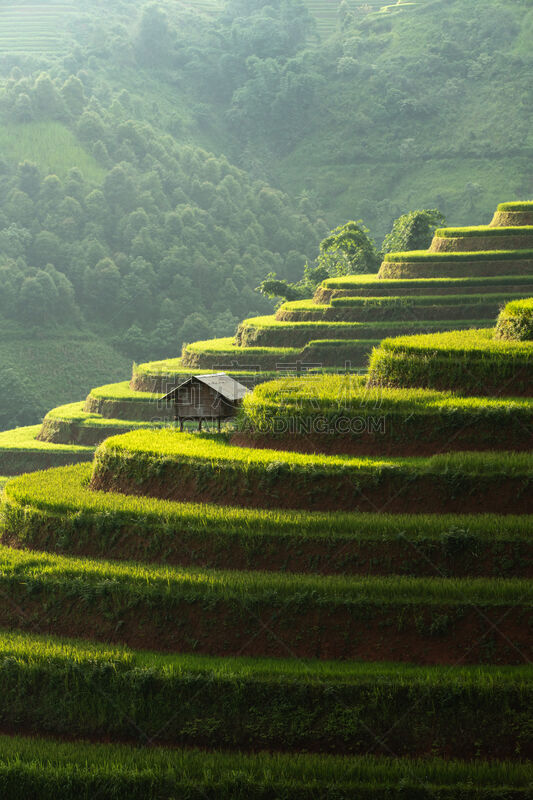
0, 631, 530, 757
0, 732, 532, 798
91, 430, 532, 515
235, 315, 494, 347
315, 274, 533, 302
0, 544, 530, 664
368, 327, 533, 396
0, 424, 93, 476
276, 294, 520, 322
239, 373, 533, 455
430, 227, 533, 253
37, 401, 168, 445
5, 463, 533, 577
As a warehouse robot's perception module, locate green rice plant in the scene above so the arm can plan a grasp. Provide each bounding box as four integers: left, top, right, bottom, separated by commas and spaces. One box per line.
240, 373, 533, 452
182, 337, 300, 368
0, 541, 529, 662
236, 316, 494, 347
82, 381, 175, 422
39, 402, 168, 446
90, 429, 533, 514
131, 358, 278, 392
495, 298, 533, 341
382, 249, 533, 261
0, 733, 531, 800
5, 465, 532, 577
367, 328, 533, 396
321, 274, 532, 294
0, 630, 529, 759
434, 226, 533, 238
498, 202, 533, 211
0, 425, 94, 475
330, 293, 524, 307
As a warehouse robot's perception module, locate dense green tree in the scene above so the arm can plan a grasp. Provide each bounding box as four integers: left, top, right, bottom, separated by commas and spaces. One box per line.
32, 73, 63, 119
17, 162, 41, 198
14, 93, 33, 122
83, 257, 121, 317
136, 3, 173, 66
381, 209, 446, 254
77, 110, 106, 143
61, 75, 86, 117
18, 271, 59, 325
178, 312, 212, 345
318, 221, 379, 275
31, 231, 62, 270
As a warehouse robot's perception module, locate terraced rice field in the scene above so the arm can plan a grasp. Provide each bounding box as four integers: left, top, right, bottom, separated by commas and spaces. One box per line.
0, 200, 531, 794
0, 2, 78, 54
303, 0, 423, 38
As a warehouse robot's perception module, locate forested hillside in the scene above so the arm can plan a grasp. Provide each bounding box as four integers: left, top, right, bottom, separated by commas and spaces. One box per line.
0, 0, 531, 428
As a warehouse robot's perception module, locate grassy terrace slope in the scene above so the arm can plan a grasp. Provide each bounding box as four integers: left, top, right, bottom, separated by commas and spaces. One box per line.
278, 293, 525, 322
368, 328, 533, 395
0, 2, 77, 54
177, 202, 533, 375
22, 200, 533, 470
0, 122, 105, 181
0, 630, 530, 757
238, 374, 533, 454
0, 201, 532, 792
0, 328, 130, 432
0, 545, 529, 663
235, 315, 494, 347
5, 463, 533, 577
0, 425, 93, 475
90, 429, 532, 514
0, 735, 532, 799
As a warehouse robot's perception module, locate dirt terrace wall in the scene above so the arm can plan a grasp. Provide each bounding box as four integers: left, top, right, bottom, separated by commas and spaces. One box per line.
430, 234, 533, 252
491, 210, 533, 227
378, 259, 533, 280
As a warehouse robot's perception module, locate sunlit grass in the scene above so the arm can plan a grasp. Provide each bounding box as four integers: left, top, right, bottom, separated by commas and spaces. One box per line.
96, 428, 532, 474
0, 425, 92, 453
0, 731, 531, 794
435, 226, 533, 237
44, 401, 165, 429
5, 463, 532, 542
0, 541, 529, 604
323, 274, 533, 288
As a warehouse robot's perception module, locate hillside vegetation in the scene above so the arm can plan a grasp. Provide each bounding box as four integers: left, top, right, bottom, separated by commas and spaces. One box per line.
0, 0, 531, 429
0, 290, 531, 793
